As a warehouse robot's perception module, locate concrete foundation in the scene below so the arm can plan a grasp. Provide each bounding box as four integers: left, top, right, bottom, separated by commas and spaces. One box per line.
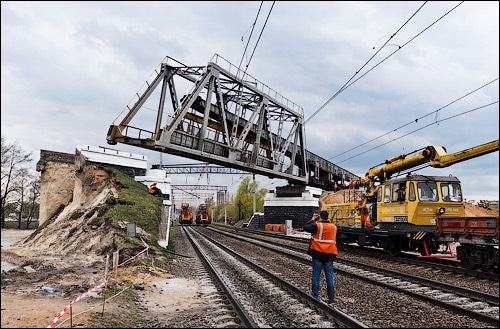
263, 186, 322, 229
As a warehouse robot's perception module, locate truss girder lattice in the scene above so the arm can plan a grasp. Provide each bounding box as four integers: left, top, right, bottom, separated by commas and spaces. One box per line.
107, 54, 359, 188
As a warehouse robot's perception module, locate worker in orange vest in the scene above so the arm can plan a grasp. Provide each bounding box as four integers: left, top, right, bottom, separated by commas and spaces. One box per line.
149, 182, 163, 197
355, 198, 372, 228
302, 210, 338, 305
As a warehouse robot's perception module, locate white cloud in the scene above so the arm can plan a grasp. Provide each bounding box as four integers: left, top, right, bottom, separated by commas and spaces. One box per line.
2, 1, 498, 201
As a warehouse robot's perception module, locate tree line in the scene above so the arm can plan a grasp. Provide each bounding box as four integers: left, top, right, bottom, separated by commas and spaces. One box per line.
1, 135, 40, 229
202, 176, 268, 223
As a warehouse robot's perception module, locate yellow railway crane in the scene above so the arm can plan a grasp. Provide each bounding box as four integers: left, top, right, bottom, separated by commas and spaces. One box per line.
322, 140, 499, 271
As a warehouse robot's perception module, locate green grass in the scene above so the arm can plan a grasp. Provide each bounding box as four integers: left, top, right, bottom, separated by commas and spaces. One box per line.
83, 171, 173, 326
87, 288, 142, 328
89, 168, 162, 239
97, 168, 171, 265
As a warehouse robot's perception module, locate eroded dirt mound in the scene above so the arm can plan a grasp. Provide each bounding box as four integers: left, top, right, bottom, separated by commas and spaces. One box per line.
18, 165, 121, 262
1, 164, 166, 329
0, 166, 131, 308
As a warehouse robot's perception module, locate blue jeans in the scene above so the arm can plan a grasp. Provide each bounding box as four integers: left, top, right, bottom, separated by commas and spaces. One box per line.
312, 258, 335, 301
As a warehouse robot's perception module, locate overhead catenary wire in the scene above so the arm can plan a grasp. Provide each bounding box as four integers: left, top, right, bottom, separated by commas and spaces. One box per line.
327, 1, 465, 109
238, 1, 275, 73
305, 1, 465, 124
305, 1, 430, 124
245, 1, 275, 71
334, 100, 498, 165
231, 2, 275, 144
238, 2, 263, 71
328, 78, 499, 161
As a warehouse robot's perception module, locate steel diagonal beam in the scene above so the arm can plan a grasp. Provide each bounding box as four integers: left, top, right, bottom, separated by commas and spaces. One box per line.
107, 55, 363, 188
120, 63, 169, 128
164, 68, 213, 133
235, 99, 262, 150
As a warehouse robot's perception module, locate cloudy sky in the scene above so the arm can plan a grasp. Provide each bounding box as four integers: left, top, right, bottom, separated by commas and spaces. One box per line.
2, 1, 498, 203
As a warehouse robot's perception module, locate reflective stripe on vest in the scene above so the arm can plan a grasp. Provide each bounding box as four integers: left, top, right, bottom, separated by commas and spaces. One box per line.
310, 222, 338, 255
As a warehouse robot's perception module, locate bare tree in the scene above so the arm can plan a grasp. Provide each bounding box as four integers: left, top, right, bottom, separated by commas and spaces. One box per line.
14, 168, 29, 229
14, 168, 40, 229
24, 176, 41, 229
1, 135, 33, 228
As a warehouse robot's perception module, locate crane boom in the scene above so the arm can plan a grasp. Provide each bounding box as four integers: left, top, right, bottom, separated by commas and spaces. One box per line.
364, 139, 499, 197
429, 139, 499, 168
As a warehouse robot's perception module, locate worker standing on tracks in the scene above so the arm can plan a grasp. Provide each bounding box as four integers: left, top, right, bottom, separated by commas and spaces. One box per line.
355, 198, 372, 228
302, 210, 338, 305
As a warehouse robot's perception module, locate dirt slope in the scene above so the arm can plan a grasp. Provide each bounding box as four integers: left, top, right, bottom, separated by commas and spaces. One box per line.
0, 165, 166, 328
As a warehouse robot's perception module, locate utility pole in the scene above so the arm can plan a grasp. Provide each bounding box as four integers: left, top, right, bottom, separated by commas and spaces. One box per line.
238, 201, 243, 222
253, 174, 256, 215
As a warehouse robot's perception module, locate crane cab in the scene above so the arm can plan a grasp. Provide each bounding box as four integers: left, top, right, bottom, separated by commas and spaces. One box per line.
327, 175, 465, 256
374, 175, 464, 229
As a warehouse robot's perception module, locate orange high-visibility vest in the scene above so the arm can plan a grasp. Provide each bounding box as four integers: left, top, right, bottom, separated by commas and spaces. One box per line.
357, 204, 372, 228
362, 207, 371, 228
309, 222, 338, 255
149, 185, 156, 193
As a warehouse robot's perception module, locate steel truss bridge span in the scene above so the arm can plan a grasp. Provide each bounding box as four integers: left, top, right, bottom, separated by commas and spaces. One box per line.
107, 54, 359, 189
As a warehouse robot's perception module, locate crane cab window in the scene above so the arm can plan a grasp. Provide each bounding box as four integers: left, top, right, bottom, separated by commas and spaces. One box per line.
393, 183, 406, 202
384, 185, 391, 203
417, 182, 438, 201
408, 182, 416, 201
441, 182, 462, 202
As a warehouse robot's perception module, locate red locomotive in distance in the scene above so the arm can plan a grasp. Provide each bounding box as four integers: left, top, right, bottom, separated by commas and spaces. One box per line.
196, 204, 211, 226
179, 203, 193, 225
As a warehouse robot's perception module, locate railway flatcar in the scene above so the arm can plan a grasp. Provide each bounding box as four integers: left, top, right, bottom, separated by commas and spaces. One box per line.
436, 216, 498, 270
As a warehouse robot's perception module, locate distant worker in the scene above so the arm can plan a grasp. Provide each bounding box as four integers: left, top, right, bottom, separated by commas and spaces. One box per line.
149, 182, 163, 197
302, 210, 338, 305
397, 186, 406, 202
355, 198, 372, 228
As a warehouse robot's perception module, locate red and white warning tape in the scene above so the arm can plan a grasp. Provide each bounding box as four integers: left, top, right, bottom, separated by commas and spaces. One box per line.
46, 280, 108, 328
46, 240, 151, 327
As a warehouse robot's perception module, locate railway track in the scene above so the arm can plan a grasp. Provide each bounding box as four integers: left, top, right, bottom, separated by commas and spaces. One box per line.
225, 225, 499, 282
204, 225, 499, 326
183, 225, 368, 328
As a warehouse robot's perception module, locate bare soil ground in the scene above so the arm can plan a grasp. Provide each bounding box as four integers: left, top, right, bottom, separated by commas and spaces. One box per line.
1, 164, 198, 328
1, 228, 200, 328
